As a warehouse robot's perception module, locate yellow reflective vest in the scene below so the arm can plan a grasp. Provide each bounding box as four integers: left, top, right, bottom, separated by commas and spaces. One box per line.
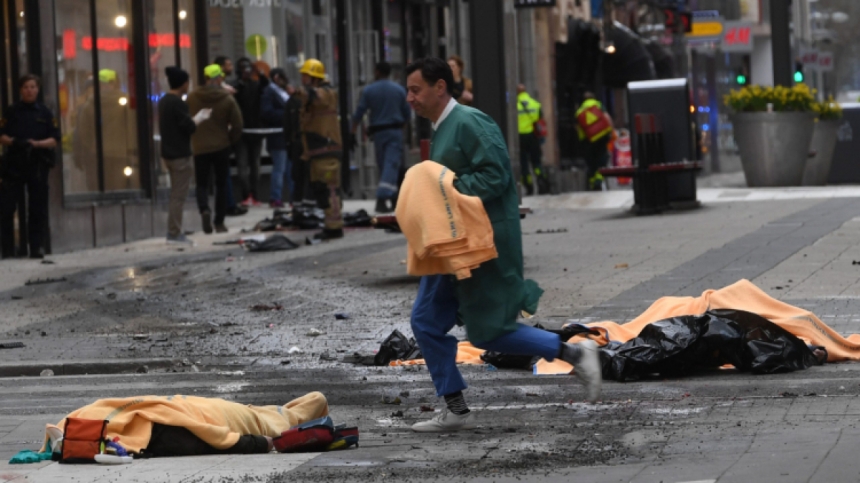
517, 92, 541, 135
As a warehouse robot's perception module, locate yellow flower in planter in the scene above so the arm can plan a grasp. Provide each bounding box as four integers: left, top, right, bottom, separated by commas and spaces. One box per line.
724, 84, 815, 113
812, 96, 843, 121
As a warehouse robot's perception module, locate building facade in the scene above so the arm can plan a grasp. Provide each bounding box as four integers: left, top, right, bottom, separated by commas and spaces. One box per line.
0, 0, 475, 254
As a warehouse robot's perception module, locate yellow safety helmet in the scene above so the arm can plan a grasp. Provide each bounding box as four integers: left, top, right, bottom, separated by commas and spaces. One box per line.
300, 59, 326, 79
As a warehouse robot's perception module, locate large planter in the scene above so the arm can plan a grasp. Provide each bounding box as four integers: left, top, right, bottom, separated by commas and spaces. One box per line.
731, 112, 816, 187
802, 119, 840, 186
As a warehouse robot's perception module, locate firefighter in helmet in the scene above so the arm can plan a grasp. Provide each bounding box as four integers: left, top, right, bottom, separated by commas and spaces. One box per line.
575, 92, 613, 191
287, 58, 344, 240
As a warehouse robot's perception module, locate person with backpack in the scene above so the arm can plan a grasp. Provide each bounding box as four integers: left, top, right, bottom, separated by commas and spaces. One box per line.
576, 92, 614, 191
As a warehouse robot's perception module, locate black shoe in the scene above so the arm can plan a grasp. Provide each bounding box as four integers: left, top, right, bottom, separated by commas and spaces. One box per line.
29, 247, 44, 259
313, 228, 344, 241
215, 224, 228, 233
375, 198, 394, 214
537, 177, 551, 195
226, 206, 248, 217
201, 210, 213, 234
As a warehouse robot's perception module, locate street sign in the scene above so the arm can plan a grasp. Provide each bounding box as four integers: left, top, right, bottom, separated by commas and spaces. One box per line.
686, 20, 724, 38
722, 22, 753, 53
818, 52, 834, 72
800, 47, 819, 65
514, 0, 556, 7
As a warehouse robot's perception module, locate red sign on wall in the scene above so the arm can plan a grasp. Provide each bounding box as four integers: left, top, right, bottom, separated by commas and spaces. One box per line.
722, 22, 753, 53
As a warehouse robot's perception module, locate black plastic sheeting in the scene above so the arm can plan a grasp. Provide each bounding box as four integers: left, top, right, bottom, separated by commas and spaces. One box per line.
243, 234, 300, 252
252, 208, 374, 232
374, 330, 422, 366
359, 310, 822, 380
600, 309, 821, 381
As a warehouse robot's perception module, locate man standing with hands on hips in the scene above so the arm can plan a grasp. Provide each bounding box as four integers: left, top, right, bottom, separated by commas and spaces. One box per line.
404, 58, 602, 432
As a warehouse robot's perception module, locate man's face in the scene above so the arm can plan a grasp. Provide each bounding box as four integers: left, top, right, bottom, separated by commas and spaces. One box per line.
301, 73, 312, 86
406, 70, 443, 120
223, 59, 233, 76
239, 62, 252, 80
20, 80, 39, 103
274, 75, 287, 88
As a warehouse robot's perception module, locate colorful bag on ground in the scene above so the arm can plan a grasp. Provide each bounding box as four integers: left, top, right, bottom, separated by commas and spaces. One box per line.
273, 416, 359, 453
60, 418, 107, 464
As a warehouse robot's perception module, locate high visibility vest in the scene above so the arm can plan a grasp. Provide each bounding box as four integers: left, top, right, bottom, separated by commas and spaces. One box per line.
517, 93, 541, 135
576, 99, 612, 143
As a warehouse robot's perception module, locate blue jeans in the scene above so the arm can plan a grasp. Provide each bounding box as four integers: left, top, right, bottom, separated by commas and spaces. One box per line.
269, 149, 293, 203
372, 128, 403, 199
410, 275, 561, 397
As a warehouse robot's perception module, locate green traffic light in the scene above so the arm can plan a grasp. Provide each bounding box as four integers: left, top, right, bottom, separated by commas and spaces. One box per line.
736, 74, 747, 85
794, 70, 804, 83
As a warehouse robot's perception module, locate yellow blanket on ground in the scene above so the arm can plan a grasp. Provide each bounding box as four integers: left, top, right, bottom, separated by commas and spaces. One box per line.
392, 280, 860, 373
48, 392, 328, 453
396, 161, 497, 280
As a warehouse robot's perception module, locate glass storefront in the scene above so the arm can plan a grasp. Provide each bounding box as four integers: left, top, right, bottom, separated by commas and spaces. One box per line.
55, 0, 198, 200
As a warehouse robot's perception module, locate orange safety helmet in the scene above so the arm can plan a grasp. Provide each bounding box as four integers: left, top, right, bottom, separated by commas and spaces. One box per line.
300, 59, 326, 79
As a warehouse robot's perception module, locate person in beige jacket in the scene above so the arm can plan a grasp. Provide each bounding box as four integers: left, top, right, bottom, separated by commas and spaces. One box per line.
186, 64, 243, 234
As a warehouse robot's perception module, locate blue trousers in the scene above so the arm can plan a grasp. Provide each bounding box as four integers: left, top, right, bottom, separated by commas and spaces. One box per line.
410, 275, 561, 397
372, 128, 403, 200
269, 149, 294, 202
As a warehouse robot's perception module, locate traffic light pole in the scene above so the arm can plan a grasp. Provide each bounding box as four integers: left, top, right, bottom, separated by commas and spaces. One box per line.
771, 0, 793, 87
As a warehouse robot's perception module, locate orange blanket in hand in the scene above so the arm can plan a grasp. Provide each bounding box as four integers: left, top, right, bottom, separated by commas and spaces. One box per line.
47, 392, 328, 453
395, 161, 497, 280
390, 280, 860, 374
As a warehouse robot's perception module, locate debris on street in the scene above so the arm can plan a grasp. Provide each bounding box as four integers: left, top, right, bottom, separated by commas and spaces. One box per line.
0, 342, 24, 349
250, 303, 283, 312
25, 277, 67, 286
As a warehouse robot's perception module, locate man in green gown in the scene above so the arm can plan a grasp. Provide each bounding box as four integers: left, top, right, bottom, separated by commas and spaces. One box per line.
404, 58, 603, 433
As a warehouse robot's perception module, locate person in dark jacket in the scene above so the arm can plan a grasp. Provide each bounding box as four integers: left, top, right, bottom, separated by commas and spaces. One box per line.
158, 67, 211, 245
232, 57, 269, 207
0, 74, 59, 259
260, 68, 292, 208
283, 80, 307, 206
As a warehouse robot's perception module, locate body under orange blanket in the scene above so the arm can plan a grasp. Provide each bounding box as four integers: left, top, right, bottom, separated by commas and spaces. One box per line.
45, 392, 329, 453
392, 280, 860, 374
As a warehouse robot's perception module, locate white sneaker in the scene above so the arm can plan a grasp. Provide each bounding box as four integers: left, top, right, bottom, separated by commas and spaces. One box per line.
166, 234, 195, 246
573, 339, 603, 403
411, 408, 477, 433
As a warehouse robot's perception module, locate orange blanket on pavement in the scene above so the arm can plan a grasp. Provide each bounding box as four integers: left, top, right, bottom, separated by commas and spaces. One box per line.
47, 392, 329, 453
396, 161, 497, 280
393, 280, 860, 373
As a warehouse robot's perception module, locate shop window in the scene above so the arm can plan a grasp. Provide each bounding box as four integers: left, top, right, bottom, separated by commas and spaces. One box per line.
95, 0, 139, 193
144, 1, 197, 192
55, 0, 99, 195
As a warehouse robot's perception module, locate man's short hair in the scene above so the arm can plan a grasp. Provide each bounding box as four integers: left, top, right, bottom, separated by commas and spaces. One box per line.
404, 58, 454, 96
214, 55, 229, 67
376, 61, 392, 78
270, 68, 287, 83
18, 74, 41, 90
